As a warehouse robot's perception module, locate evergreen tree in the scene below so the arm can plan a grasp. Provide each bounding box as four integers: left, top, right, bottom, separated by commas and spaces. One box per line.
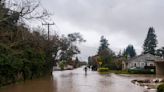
117, 50, 122, 57
98, 36, 109, 55
143, 27, 158, 55
123, 45, 136, 58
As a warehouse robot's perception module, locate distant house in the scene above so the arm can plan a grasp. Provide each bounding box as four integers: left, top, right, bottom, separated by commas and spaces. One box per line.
122, 53, 163, 70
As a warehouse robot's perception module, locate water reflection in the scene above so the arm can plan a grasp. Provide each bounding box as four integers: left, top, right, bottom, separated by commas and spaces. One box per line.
0, 67, 159, 92
52, 68, 157, 92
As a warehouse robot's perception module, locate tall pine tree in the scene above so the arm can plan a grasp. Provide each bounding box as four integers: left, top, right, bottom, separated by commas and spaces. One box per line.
143, 27, 157, 55
98, 36, 109, 54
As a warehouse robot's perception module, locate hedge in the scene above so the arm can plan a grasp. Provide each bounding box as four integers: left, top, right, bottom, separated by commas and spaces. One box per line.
98, 68, 109, 72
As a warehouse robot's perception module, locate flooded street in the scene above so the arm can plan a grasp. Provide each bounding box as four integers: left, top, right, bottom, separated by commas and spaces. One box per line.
0, 67, 157, 92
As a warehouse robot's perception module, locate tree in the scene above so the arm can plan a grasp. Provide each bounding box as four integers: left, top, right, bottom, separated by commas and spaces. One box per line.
143, 27, 158, 55
97, 36, 114, 68
59, 33, 85, 62
98, 36, 109, 55
0, 0, 50, 44
117, 50, 122, 57
0, 0, 50, 34
74, 57, 79, 68
156, 47, 164, 58
123, 45, 136, 58
5, 0, 50, 22
0, 0, 86, 86
0, 0, 19, 31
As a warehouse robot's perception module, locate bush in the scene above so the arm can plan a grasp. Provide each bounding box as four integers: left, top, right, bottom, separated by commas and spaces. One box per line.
128, 68, 155, 74
59, 61, 66, 70
0, 44, 49, 86
98, 68, 109, 72
157, 84, 164, 92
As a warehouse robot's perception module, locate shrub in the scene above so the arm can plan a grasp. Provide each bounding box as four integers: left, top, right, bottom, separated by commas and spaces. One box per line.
59, 61, 66, 70
128, 68, 155, 74
98, 68, 109, 72
157, 84, 164, 92
0, 44, 49, 86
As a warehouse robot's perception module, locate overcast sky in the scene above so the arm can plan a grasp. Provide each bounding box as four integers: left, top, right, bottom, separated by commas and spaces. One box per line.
40, 0, 164, 61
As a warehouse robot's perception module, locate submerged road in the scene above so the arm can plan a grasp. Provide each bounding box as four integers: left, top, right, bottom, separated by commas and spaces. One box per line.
0, 67, 156, 92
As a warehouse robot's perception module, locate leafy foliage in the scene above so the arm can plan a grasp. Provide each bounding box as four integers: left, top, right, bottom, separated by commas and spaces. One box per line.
0, 0, 85, 86
97, 36, 115, 68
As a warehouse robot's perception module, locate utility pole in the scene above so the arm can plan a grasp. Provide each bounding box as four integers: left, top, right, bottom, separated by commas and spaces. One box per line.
42, 22, 55, 41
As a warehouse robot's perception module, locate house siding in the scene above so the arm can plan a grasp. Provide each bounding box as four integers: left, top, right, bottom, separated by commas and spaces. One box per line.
127, 54, 161, 69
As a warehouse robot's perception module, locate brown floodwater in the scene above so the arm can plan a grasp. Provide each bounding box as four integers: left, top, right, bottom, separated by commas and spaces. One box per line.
0, 67, 160, 92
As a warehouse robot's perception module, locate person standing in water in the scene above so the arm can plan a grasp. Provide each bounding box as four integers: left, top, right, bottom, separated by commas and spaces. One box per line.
84, 66, 88, 75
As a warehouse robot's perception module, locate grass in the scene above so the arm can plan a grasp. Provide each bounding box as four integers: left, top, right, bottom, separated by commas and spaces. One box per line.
108, 70, 129, 74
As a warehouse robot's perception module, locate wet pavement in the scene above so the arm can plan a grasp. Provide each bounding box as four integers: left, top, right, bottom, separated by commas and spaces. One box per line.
52, 67, 156, 92
0, 67, 157, 92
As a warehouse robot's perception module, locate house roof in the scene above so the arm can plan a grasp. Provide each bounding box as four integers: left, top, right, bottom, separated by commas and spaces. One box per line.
127, 53, 164, 62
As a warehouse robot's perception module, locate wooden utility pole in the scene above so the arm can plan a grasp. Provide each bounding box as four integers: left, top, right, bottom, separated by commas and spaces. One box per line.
42, 23, 55, 40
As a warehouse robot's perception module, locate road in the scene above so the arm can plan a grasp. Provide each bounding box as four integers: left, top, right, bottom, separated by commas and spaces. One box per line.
53, 67, 156, 92
0, 67, 156, 92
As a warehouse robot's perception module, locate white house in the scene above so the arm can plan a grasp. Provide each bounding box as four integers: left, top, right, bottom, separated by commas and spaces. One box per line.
122, 53, 163, 70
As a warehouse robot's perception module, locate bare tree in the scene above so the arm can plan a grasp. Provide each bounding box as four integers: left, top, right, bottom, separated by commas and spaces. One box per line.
5, 0, 50, 23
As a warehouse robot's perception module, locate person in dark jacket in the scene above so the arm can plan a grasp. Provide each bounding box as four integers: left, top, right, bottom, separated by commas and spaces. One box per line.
84, 66, 88, 75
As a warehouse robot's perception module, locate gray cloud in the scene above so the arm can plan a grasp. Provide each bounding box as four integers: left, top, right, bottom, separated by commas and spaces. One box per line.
41, 0, 164, 61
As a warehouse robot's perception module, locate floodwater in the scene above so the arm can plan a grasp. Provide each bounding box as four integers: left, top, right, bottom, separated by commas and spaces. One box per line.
0, 67, 158, 92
